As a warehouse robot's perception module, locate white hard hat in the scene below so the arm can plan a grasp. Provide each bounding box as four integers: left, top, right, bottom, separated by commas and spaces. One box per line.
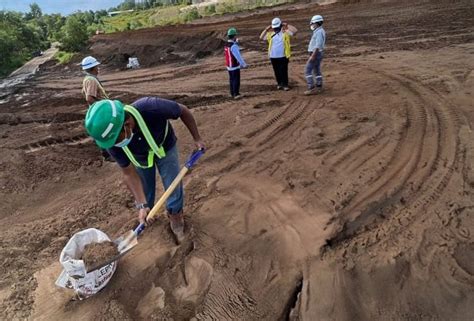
310, 15, 324, 24
81, 56, 100, 70
271, 17, 282, 28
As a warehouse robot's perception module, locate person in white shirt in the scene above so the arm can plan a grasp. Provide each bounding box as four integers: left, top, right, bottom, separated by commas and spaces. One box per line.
304, 15, 326, 95
260, 17, 298, 91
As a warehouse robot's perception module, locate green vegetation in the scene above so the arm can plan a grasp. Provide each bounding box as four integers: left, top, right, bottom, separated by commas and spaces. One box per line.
0, 7, 49, 76
101, 0, 293, 32
1, 0, 292, 77
0, 4, 108, 77
54, 51, 75, 64
59, 15, 89, 52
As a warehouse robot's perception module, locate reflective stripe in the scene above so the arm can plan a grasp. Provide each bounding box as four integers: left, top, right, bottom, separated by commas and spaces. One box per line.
101, 123, 114, 138
122, 105, 169, 169
100, 100, 118, 138
110, 100, 117, 117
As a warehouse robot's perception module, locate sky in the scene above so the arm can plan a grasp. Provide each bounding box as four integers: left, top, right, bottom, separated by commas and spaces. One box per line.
0, 0, 124, 15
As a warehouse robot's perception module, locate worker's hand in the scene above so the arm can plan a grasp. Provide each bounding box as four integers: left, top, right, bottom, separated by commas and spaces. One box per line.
138, 207, 151, 225
195, 139, 206, 151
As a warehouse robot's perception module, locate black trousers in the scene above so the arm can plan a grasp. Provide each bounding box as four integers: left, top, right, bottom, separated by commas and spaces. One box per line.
270, 57, 289, 87
228, 69, 241, 97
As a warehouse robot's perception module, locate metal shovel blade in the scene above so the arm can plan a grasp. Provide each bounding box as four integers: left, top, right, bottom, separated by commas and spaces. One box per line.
115, 228, 139, 253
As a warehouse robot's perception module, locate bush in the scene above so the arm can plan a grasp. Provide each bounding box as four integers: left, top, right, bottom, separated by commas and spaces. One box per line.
54, 51, 75, 64
204, 4, 216, 15
184, 8, 201, 22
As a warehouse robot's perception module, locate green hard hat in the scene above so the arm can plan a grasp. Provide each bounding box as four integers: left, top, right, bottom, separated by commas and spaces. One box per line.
227, 27, 237, 36
84, 99, 125, 149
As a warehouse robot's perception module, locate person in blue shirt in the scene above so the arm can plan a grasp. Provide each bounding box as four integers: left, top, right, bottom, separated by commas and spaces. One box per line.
304, 15, 326, 95
224, 27, 248, 100
84, 97, 205, 243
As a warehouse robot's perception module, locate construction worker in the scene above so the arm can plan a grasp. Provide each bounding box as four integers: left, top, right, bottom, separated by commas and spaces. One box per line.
81, 56, 109, 105
84, 98, 205, 242
259, 17, 297, 91
304, 15, 326, 95
81, 56, 114, 161
225, 27, 248, 100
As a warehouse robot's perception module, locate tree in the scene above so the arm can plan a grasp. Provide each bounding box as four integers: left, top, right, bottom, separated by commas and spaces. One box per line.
119, 0, 136, 10
42, 14, 66, 41
26, 3, 42, 20
0, 10, 46, 76
58, 15, 88, 52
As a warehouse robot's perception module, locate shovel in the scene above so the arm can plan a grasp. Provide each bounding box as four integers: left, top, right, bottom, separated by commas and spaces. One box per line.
85, 149, 205, 273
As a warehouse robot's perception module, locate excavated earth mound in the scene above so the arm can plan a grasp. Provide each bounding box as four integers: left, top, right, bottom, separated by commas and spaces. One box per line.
0, 0, 473, 320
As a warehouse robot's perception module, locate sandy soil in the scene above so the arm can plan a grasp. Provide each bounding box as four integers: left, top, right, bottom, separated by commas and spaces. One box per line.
81, 241, 119, 270
0, 0, 473, 320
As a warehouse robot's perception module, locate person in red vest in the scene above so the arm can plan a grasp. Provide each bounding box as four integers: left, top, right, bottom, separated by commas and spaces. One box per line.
224, 27, 248, 100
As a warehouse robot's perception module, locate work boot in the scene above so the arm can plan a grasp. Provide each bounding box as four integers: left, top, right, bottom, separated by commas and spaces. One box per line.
282, 86, 290, 91
234, 94, 243, 100
277, 85, 283, 90
168, 212, 185, 243
304, 87, 318, 96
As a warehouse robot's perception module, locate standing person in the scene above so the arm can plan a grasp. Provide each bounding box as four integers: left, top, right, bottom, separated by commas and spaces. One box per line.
304, 15, 326, 95
81, 56, 113, 161
81, 56, 109, 105
84, 97, 205, 242
225, 27, 248, 100
259, 17, 297, 91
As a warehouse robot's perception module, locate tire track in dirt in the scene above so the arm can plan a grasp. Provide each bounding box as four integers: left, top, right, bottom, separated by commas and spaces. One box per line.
18, 134, 92, 153
203, 97, 313, 175
328, 68, 460, 243
0, 112, 84, 126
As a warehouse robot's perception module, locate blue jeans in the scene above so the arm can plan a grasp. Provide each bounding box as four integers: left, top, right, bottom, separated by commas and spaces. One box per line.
136, 144, 183, 215
305, 51, 323, 89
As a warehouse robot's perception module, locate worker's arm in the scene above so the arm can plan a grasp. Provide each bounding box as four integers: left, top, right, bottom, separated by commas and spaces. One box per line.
259, 25, 271, 40
121, 165, 150, 224
231, 44, 247, 68
309, 48, 320, 62
179, 104, 205, 150
283, 23, 298, 35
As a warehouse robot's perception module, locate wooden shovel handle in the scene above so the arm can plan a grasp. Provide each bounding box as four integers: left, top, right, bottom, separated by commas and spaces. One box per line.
146, 166, 188, 221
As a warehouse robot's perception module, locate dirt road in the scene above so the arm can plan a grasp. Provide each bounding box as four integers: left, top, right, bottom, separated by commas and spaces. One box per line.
0, 47, 58, 101
0, 0, 473, 320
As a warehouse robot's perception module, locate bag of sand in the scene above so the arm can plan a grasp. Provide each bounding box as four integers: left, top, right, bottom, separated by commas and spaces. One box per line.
55, 228, 117, 299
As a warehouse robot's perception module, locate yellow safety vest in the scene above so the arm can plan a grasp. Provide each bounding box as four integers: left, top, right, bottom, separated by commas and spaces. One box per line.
122, 105, 169, 169
267, 31, 291, 59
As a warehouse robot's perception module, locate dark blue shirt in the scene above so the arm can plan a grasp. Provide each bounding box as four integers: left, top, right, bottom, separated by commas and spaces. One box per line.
108, 97, 182, 168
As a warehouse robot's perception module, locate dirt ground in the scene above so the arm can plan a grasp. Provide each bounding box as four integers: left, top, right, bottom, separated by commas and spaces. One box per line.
1, 0, 473, 320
